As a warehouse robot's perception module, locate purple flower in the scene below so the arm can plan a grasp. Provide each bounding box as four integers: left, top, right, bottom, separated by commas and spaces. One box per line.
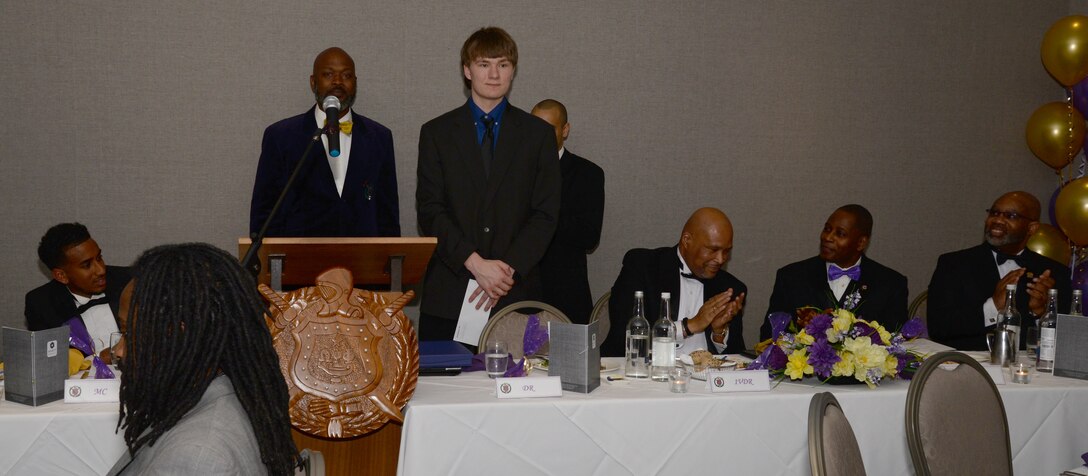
900, 317, 928, 340
804, 313, 834, 339
808, 339, 840, 379
852, 321, 881, 343
769, 312, 792, 339
747, 344, 788, 371
523, 314, 549, 357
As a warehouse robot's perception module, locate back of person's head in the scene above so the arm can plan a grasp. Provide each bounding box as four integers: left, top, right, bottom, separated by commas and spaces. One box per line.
37, 222, 91, 269
460, 26, 518, 87
118, 243, 297, 475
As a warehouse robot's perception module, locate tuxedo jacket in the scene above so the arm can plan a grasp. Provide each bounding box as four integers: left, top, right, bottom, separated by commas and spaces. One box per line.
250, 109, 400, 237
24, 266, 131, 331
416, 102, 560, 322
539, 149, 605, 324
759, 255, 908, 340
603, 246, 748, 357
928, 243, 1071, 350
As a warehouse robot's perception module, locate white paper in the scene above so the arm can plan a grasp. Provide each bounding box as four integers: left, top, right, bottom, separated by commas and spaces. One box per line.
706, 369, 771, 392
453, 279, 491, 345
495, 376, 563, 399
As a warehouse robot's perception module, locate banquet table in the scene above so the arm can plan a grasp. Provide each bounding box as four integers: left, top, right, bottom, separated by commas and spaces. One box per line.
0, 384, 126, 476
397, 357, 1088, 476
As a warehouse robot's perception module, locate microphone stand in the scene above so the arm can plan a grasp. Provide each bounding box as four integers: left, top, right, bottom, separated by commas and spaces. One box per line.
241, 125, 329, 279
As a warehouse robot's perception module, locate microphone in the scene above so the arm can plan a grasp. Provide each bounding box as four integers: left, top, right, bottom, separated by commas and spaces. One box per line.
322, 96, 341, 157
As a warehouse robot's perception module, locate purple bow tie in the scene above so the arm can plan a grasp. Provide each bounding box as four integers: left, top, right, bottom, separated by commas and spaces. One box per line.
828, 265, 860, 281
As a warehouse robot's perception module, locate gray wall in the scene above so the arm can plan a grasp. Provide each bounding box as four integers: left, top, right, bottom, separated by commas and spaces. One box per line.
2, 2, 1082, 352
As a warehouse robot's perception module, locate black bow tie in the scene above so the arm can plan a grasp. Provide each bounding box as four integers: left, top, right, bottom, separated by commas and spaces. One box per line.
995, 252, 1022, 267
76, 296, 110, 314
680, 270, 710, 284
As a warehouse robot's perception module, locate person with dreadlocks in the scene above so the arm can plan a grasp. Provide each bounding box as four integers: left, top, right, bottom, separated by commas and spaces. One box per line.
106, 243, 298, 475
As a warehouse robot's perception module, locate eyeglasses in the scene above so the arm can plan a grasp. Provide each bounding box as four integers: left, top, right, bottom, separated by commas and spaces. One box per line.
986, 209, 1033, 221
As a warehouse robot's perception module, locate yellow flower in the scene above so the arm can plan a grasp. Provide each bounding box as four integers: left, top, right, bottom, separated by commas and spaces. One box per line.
828, 310, 856, 343
884, 354, 900, 378
785, 349, 813, 380
795, 330, 815, 346
831, 352, 855, 377
847, 337, 889, 383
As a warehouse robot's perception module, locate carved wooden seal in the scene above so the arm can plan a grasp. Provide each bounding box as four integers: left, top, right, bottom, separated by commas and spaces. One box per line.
259, 268, 418, 439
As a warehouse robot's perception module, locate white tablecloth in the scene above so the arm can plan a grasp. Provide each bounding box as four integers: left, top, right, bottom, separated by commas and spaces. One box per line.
0, 386, 126, 476
397, 357, 1088, 476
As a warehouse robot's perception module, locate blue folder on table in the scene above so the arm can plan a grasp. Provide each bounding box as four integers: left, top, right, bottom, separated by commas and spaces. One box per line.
419, 340, 473, 370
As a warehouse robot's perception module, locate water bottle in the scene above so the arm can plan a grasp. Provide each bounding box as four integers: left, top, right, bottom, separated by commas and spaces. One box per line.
998, 284, 1021, 358
1037, 289, 1058, 372
625, 291, 650, 379
651, 292, 676, 381
1072, 289, 1083, 316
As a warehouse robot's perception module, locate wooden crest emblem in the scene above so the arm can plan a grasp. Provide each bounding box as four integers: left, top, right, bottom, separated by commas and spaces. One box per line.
259, 268, 418, 438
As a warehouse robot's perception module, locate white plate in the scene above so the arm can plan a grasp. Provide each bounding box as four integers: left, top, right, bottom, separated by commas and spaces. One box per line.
530, 358, 618, 373
678, 354, 738, 380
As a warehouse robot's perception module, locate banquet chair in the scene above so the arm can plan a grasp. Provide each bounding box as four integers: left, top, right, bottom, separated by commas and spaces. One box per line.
478, 300, 571, 359
590, 291, 611, 346
908, 290, 928, 323
808, 392, 867, 476
905, 351, 1012, 476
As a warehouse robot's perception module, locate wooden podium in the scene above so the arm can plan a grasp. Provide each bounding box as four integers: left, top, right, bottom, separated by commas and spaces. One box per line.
238, 236, 436, 476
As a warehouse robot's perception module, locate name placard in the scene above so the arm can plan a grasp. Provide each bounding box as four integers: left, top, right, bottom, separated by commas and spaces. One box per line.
64, 378, 120, 403
495, 376, 563, 399
706, 369, 771, 393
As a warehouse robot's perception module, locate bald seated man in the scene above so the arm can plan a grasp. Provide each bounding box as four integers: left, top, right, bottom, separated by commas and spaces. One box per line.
603, 208, 747, 357
250, 47, 400, 237
928, 191, 1071, 350
532, 99, 605, 324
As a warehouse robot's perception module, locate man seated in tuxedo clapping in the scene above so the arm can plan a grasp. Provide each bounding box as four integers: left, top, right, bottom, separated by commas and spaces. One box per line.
928, 191, 1071, 350
759, 204, 908, 341
604, 207, 747, 357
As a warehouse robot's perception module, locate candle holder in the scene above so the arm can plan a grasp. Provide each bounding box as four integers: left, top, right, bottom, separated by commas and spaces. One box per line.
1008, 361, 1034, 384
669, 367, 691, 393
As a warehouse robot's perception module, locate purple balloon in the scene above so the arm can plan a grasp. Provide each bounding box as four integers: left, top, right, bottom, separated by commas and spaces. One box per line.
1075, 77, 1088, 118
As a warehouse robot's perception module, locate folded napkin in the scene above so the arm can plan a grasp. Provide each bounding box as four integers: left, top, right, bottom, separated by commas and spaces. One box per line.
64, 317, 115, 379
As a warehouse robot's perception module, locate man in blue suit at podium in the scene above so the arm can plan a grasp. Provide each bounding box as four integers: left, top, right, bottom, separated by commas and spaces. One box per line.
250, 47, 400, 237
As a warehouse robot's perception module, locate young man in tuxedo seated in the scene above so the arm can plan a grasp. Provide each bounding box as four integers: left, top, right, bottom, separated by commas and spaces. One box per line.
759, 204, 908, 341
928, 191, 1071, 350
24, 222, 130, 355
603, 208, 747, 357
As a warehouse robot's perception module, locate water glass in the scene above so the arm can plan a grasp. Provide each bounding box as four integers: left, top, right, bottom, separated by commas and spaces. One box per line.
109, 332, 125, 368
669, 367, 691, 393
485, 341, 508, 378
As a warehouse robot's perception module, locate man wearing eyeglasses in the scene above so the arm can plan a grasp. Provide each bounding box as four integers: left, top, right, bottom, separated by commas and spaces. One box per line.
928, 191, 1071, 350
250, 47, 400, 237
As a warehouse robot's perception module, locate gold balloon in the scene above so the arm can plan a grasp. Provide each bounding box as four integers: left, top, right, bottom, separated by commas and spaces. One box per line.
1027, 223, 1071, 265
1056, 177, 1088, 246
1042, 15, 1088, 86
1026, 102, 1085, 169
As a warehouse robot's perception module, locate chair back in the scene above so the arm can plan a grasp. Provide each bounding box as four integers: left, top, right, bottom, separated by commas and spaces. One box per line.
478, 301, 571, 359
905, 351, 1012, 476
590, 292, 611, 346
908, 290, 928, 323
259, 268, 418, 439
808, 392, 867, 476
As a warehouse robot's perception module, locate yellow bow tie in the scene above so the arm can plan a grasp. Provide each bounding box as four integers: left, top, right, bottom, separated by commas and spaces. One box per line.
324, 120, 353, 135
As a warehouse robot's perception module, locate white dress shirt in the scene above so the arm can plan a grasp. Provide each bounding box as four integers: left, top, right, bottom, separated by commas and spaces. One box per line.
676, 250, 727, 354
72, 292, 118, 354
982, 250, 1025, 327
313, 105, 354, 197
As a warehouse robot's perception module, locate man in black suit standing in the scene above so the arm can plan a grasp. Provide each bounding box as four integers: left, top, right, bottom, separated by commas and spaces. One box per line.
532, 99, 605, 324
604, 208, 747, 357
759, 205, 908, 340
416, 27, 560, 340
928, 191, 1071, 350
24, 223, 130, 354
250, 47, 400, 237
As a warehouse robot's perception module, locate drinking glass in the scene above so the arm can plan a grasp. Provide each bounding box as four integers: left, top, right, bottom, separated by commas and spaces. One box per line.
109, 332, 125, 369
485, 341, 508, 378
670, 366, 691, 393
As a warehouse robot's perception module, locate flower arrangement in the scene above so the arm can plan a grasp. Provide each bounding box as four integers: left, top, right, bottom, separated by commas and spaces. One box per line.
748, 307, 927, 388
